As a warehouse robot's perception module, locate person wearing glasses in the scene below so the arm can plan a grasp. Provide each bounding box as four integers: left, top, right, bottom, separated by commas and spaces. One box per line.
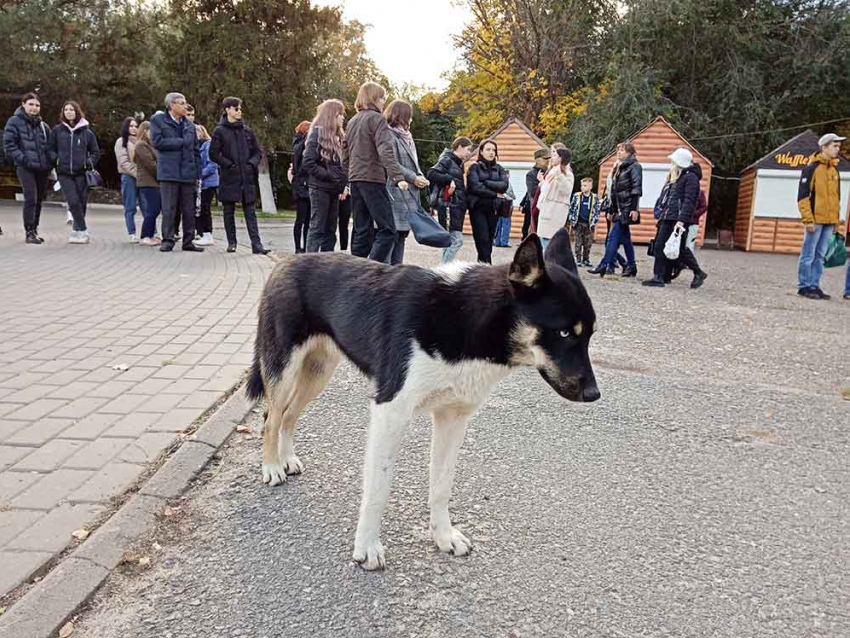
150, 92, 204, 252
209, 96, 269, 254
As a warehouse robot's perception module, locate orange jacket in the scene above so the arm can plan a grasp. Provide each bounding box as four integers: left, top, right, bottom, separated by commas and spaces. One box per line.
797, 153, 841, 225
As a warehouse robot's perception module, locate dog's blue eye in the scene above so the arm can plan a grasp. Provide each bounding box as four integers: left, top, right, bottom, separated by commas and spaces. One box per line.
559, 330, 570, 338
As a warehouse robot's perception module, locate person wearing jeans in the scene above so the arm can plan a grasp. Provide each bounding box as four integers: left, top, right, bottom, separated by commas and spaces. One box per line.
150, 92, 204, 253
427, 137, 473, 263
195, 125, 218, 246
115, 116, 140, 242
3, 92, 53, 244
844, 256, 850, 300
209, 96, 269, 254
589, 142, 642, 278
343, 82, 408, 263
302, 99, 347, 252
796, 133, 845, 300
133, 122, 162, 245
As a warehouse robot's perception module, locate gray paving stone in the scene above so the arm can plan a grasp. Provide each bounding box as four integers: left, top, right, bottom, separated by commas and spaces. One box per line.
136, 392, 184, 413
62, 438, 129, 471
49, 396, 110, 419
77, 366, 121, 383
56, 412, 119, 440
39, 369, 89, 386
87, 380, 136, 399
114, 365, 159, 382
0, 509, 44, 547
4, 418, 74, 446
0, 419, 25, 442
118, 432, 180, 465
12, 439, 88, 472
130, 377, 174, 395
67, 462, 147, 504
11, 469, 94, 510
103, 412, 161, 438
98, 394, 151, 414
66, 356, 114, 371
139, 441, 215, 500
46, 380, 102, 400
177, 391, 224, 410
2, 385, 57, 404
1, 446, 34, 471
0, 471, 42, 502
184, 365, 220, 380
160, 377, 207, 395
0, 373, 49, 391
6, 503, 103, 553
151, 409, 204, 432
152, 364, 192, 380
0, 549, 53, 598
4, 398, 68, 422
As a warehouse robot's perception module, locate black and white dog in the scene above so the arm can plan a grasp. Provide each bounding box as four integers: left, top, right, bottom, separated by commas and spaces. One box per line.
247, 229, 599, 570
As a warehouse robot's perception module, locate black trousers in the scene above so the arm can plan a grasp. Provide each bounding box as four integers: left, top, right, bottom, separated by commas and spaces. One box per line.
436, 203, 448, 231
350, 181, 396, 263
294, 196, 310, 253
17, 167, 48, 232
197, 187, 216, 235
653, 220, 701, 279
469, 203, 499, 264
391, 230, 409, 265
160, 181, 197, 249
222, 197, 263, 249
521, 205, 532, 239
58, 173, 89, 231
307, 188, 339, 252
338, 196, 351, 251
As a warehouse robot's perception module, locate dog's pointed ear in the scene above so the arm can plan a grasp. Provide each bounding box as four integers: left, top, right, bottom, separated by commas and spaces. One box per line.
509, 234, 546, 288
544, 227, 578, 275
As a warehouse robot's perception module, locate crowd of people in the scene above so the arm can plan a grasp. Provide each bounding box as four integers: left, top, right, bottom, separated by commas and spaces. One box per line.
3, 85, 849, 300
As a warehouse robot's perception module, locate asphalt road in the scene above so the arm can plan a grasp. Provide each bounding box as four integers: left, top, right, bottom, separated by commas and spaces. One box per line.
75, 232, 850, 638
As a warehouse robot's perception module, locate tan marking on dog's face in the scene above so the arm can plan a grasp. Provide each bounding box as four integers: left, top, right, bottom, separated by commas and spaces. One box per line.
573, 322, 583, 337
510, 322, 540, 366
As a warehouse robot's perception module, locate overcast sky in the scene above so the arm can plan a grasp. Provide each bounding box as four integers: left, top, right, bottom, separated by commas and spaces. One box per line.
319, 0, 471, 91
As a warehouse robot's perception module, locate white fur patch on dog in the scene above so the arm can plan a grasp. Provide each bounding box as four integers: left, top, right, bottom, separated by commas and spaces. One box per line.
432, 260, 477, 283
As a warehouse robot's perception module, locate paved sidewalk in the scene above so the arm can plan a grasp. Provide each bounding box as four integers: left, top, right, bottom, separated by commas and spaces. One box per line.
0, 203, 276, 598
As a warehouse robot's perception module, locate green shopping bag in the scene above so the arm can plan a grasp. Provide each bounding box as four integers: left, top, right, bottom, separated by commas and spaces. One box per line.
824, 232, 847, 268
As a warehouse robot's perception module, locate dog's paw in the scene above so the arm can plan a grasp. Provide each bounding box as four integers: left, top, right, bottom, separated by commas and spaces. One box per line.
261, 463, 287, 486
433, 527, 472, 556
284, 455, 304, 475
352, 539, 386, 571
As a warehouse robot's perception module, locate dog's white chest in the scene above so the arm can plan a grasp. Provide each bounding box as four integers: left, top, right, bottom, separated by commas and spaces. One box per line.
406, 344, 511, 412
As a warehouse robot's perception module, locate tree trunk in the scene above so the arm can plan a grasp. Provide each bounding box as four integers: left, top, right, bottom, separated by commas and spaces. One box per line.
257, 149, 276, 214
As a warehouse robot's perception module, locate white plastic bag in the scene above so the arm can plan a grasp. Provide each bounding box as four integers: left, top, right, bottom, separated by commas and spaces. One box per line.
663, 226, 683, 260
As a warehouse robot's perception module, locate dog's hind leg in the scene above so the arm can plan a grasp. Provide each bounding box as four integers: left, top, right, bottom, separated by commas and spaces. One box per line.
278, 339, 340, 476
262, 377, 292, 487
429, 404, 477, 556
353, 398, 414, 570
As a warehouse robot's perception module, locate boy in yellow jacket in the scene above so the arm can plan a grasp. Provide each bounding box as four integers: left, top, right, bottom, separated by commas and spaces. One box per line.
797, 133, 843, 300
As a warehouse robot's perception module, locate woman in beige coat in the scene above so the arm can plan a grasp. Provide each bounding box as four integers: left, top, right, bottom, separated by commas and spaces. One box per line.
536, 147, 574, 248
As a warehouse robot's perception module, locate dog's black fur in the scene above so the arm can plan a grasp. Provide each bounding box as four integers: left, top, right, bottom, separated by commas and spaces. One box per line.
247, 229, 599, 405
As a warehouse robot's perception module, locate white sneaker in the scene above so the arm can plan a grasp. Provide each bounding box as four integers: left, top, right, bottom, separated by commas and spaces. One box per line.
78, 230, 90, 244
128, 234, 138, 244
195, 233, 214, 246
68, 231, 80, 243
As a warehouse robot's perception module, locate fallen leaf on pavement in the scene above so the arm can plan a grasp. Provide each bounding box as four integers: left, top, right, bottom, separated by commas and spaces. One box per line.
71, 529, 89, 541
111, 364, 129, 371
153, 542, 162, 551
59, 621, 74, 637
236, 425, 252, 433
138, 556, 151, 567
840, 387, 850, 401
163, 505, 181, 516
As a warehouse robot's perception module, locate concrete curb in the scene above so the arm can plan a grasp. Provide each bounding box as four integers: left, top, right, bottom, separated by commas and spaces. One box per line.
0, 385, 255, 638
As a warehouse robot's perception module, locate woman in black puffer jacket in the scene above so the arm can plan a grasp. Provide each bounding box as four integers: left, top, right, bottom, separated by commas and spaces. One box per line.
51, 101, 100, 243
291, 121, 311, 253
467, 139, 509, 264
643, 147, 707, 289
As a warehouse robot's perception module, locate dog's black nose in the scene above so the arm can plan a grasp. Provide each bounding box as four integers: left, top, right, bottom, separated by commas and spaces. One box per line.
582, 386, 601, 403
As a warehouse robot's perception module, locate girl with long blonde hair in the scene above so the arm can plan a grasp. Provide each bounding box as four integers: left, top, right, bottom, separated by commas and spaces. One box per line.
302, 99, 348, 252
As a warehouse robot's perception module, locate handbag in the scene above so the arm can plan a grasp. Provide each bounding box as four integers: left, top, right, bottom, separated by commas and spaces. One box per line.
824, 232, 847, 268
663, 226, 683, 260
647, 237, 655, 257
497, 197, 513, 218
85, 160, 104, 189
405, 190, 452, 248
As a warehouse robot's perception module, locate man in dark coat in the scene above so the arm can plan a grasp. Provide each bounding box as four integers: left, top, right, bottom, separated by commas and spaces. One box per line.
209, 96, 269, 254
522, 149, 549, 239
150, 92, 204, 253
3, 92, 54, 243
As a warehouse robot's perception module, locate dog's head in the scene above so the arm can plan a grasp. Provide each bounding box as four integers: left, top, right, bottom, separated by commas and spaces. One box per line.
508, 229, 600, 403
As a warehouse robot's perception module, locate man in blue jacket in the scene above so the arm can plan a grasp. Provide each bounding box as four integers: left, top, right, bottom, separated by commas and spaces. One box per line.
150, 92, 204, 253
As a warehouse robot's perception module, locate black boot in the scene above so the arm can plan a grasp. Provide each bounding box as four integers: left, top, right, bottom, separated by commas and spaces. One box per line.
252, 245, 270, 255
691, 271, 708, 289
227, 243, 237, 253
642, 277, 666, 287
622, 265, 638, 278
25, 230, 41, 244
587, 264, 608, 277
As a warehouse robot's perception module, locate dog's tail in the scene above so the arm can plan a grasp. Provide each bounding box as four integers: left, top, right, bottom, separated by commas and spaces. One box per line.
245, 352, 265, 402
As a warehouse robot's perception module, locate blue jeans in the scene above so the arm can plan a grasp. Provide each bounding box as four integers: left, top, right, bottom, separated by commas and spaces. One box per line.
600, 222, 636, 268
121, 174, 139, 235
797, 224, 833, 290
494, 216, 511, 246
138, 187, 161, 239
540, 238, 550, 250
845, 261, 850, 296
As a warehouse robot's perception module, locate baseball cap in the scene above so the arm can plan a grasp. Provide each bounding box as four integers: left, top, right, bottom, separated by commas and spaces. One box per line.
818, 133, 846, 147
534, 149, 550, 160
668, 147, 693, 168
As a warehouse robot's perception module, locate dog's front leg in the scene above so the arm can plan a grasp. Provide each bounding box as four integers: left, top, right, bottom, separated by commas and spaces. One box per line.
429, 405, 476, 556
353, 399, 412, 570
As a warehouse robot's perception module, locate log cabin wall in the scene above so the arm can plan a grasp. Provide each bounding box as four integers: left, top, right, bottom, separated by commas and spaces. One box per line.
734, 170, 757, 250
593, 117, 713, 246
